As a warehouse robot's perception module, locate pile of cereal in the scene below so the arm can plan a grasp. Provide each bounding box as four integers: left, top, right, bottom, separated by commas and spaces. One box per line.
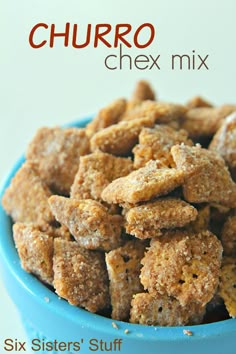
2, 81, 236, 326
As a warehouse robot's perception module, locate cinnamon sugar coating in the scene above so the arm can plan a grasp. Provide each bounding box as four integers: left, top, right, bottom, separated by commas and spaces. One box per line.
3, 80, 236, 324
130, 293, 205, 326
171, 144, 236, 207
71, 152, 133, 201
53, 238, 110, 312
23, 222, 71, 241
180, 105, 236, 140
2, 161, 54, 224
186, 96, 213, 109
26, 127, 90, 195
121, 100, 186, 125
105, 240, 146, 321
179, 107, 222, 138
90, 117, 154, 156
131, 80, 156, 101
102, 161, 184, 205
125, 198, 198, 239
140, 230, 223, 306
219, 257, 236, 318
49, 196, 123, 251
86, 98, 127, 137
13, 223, 54, 285
209, 112, 236, 176
133, 125, 192, 169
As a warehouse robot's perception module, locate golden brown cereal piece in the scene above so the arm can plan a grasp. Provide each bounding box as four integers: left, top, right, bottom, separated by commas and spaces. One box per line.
2, 161, 54, 224
53, 238, 110, 312
187, 204, 210, 233
26, 222, 71, 241
26, 127, 90, 195
131, 80, 156, 101
90, 117, 154, 156
209, 112, 236, 176
171, 144, 236, 207
221, 216, 236, 257
125, 198, 198, 239
86, 98, 127, 137
121, 100, 186, 124
71, 152, 133, 200
130, 293, 206, 326
133, 125, 193, 169
105, 240, 146, 321
219, 257, 236, 318
180, 105, 236, 140
216, 104, 236, 122
49, 196, 123, 251
13, 223, 54, 285
186, 96, 213, 109
123, 99, 142, 114
102, 160, 184, 205
43, 224, 71, 240
140, 230, 223, 306
179, 107, 222, 139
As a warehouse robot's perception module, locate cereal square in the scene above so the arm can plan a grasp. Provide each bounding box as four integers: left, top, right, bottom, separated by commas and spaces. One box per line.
140, 230, 223, 306
90, 117, 154, 156
13, 223, 54, 285
105, 240, 146, 321
26, 127, 90, 195
186, 96, 213, 109
71, 152, 133, 200
101, 160, 184, 205
219, 257, 236, 318
125, 198, 198, 239
171, 144, 236, 207
121, 100, 186, 125
131, 80, 156, 101
133, 124, 192, 168
86, 98, 127, 137
2, 161, 54, 224
53, 238, 110, 312
130, 293, 205, 326
49, 196, 123, 251
209, 112, 236, 177
28, 222, 71, 241
179, 107, 222, 138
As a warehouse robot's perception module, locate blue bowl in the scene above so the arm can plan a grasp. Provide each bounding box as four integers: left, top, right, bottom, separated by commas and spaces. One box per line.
0, 118, 236, 354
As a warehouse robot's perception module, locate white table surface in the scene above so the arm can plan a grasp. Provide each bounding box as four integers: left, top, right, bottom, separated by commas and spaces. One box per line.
0, 0, 235, 347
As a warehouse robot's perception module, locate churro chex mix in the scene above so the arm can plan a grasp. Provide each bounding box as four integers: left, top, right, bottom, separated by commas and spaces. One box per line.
2, 80, 236, 325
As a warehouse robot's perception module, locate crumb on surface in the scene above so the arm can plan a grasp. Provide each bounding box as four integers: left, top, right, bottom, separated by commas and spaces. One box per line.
112, 322, 119, 329
183, 329, 193, 336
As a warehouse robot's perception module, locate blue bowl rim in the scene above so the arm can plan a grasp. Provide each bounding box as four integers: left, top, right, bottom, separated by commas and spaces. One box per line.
0, 116, 235, 342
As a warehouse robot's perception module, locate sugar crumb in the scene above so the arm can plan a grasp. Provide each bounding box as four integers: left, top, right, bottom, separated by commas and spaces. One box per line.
183, 329, 193, 336
112, 322, 119, 329
195, 143, 202, 148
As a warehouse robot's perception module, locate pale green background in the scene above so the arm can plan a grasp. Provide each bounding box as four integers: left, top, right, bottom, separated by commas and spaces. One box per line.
0, 0, 235, 344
